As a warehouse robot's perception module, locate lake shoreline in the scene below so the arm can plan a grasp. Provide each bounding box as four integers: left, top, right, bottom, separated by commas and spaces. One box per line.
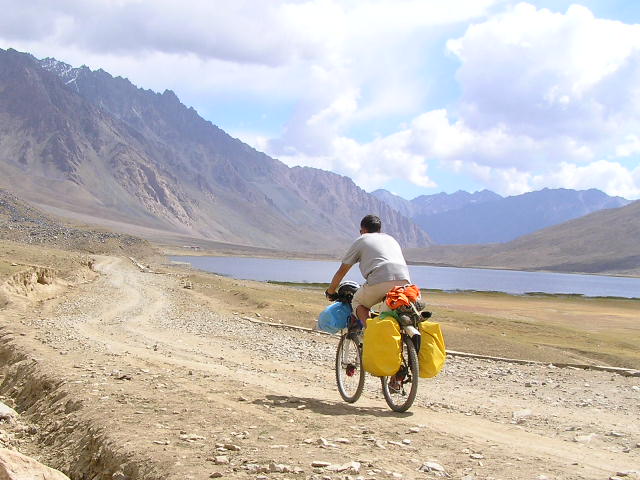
160, 244, 640, 278
264, 280, 640, 301
170, 255, 640, 299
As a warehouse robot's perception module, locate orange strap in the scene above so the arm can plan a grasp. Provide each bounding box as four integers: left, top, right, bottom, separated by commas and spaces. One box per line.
385, 284, 421, 309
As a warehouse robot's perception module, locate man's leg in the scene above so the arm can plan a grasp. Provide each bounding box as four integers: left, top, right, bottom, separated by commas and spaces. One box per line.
355, 305, 370, 326
352, 280, 409, 327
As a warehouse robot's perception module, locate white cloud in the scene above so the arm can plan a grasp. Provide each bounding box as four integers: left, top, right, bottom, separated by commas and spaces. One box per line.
277, 132, 436, 192
616, 135, 640, 157
531, 161, 640, 198
264, 2, 640, 196
0, 0, 320, 65
2, 0, 640, 198
446, 3, 640, 150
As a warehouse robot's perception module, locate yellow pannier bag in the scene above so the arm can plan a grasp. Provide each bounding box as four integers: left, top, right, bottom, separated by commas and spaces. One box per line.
362, 312, 402, 377
418, 321, 446, 378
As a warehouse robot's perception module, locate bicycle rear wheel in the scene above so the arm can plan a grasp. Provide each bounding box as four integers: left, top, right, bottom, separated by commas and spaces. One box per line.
335, 333, 365, 403
381, 335, 419, 412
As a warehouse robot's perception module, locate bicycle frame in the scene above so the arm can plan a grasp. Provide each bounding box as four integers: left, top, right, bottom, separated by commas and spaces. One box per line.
401, 324, 421, 353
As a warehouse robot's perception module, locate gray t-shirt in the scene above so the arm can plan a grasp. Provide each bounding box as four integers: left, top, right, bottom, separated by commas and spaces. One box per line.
342, 233, 411, 285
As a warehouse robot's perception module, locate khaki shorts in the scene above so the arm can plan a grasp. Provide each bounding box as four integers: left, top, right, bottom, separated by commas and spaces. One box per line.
352, 280, 410, 314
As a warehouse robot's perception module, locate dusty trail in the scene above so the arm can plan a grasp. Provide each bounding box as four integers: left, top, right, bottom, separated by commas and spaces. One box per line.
1, 256, 639, 480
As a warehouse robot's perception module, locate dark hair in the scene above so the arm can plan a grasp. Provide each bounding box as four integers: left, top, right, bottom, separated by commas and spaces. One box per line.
360, 215, 382, 233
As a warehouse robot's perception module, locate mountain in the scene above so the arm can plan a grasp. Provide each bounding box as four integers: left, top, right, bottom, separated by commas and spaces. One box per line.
371, 189, 501, 219
373, 187, 627, 245
371, 190, 414, 218
413, 188, 629, 244
406, 200, 640, 275
0, 48, 431, 251
411, 189, 502, 217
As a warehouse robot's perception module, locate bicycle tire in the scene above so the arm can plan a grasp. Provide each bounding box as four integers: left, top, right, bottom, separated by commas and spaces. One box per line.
381, 335, 419, 412
335, 333, 365, 403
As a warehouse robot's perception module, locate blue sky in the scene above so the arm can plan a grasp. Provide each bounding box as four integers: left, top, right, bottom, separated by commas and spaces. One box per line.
1, 0, 639, 199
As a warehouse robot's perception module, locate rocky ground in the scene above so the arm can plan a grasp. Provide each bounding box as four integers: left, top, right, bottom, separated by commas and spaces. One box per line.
0, 189, 153, 257
0, 252, 638, 480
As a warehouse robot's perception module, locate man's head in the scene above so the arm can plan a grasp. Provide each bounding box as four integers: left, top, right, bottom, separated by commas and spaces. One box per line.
360, 215, 382, 234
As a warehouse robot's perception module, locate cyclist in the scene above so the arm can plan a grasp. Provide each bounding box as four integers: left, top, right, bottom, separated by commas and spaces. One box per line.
325, 214, 411, 328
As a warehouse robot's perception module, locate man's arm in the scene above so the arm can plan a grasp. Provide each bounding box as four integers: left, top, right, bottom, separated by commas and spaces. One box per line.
326, 263, 353, 296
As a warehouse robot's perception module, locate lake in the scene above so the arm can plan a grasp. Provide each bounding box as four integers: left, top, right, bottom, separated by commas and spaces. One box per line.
171, 256, 640, 299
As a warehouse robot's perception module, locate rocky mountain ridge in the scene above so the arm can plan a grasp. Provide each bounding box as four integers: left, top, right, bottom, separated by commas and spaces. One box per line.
374, 187, 629, 245
372, 189, 502, 219
0, 49, 430, 251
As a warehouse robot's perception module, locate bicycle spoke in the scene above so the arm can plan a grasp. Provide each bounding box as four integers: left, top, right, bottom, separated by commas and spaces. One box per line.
381, 335, 419, 412
336, 334, 365, 403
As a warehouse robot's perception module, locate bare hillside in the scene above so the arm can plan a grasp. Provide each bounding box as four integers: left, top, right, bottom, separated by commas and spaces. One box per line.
0, 48, 430, 251
0, 188, 153, 257
407, 200, 640, 276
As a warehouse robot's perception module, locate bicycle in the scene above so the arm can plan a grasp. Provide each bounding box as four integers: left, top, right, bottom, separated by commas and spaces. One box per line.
333, 282, 431, 412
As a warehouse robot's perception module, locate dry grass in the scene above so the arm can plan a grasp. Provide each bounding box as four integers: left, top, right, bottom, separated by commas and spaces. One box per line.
426, 291, 640, 368
3, 240, 638, 370
177, 269, 640, 369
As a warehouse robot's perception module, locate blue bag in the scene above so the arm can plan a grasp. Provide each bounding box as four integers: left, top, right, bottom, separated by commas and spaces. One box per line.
317, 302, 352, 334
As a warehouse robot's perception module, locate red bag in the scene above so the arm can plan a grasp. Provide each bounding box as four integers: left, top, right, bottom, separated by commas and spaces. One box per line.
385, 284, 421, 309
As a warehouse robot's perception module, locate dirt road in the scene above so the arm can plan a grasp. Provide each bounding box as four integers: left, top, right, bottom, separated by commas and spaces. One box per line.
1, 256, 638, 480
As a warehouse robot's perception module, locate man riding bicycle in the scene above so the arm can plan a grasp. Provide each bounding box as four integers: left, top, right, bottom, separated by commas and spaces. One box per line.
325, 215, 411, 327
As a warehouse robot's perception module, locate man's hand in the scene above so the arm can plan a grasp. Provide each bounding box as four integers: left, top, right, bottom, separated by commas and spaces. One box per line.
326, 263, 352, 302
325, 289, 339, 301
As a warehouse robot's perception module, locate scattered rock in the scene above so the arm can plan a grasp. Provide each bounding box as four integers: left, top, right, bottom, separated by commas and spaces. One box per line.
0, 448, 70, 480
512, 409, 532, 423
179, 433, 206, 442
326, 461, 361, 474
214, 456, 229, 465
269, 462, 293, 473
0, 403, 19, 423
574, 433, 597, 443
419, 461, 446, 474
317, 437, 338, 448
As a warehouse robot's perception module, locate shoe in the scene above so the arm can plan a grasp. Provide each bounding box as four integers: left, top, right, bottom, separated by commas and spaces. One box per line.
388, 375, 402, 393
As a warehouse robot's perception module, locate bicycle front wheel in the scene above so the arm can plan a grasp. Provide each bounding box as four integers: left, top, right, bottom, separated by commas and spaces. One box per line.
335, 333, 365, 403
381, 335, 419, 412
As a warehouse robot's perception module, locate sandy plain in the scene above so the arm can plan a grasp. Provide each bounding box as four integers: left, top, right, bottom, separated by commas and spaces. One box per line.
0, 240, 638, 480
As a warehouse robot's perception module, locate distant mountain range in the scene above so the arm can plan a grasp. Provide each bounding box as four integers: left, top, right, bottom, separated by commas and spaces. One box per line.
405, 199, 640, 276
373, 188, 629, 244
0, 48, 430, 251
